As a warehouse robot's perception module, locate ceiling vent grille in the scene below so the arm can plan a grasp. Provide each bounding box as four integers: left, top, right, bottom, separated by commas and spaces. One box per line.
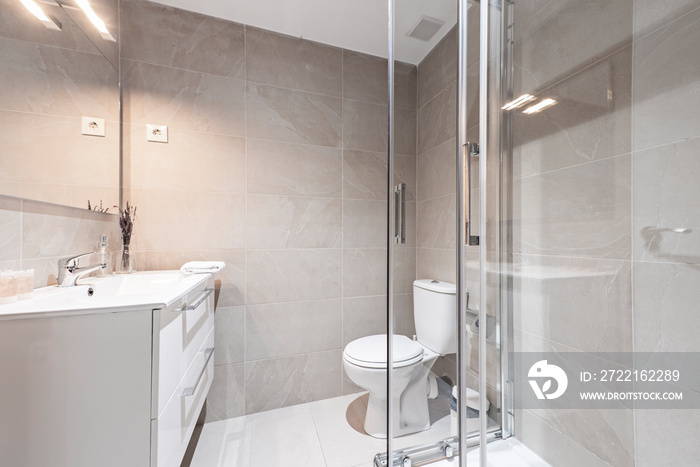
406, 16, 445, 42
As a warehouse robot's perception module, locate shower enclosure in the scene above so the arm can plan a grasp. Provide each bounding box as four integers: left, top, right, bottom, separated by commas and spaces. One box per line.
384, 0, 700, 465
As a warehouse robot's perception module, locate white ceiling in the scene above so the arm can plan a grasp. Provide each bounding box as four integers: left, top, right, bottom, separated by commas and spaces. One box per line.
151, 0, 457, 65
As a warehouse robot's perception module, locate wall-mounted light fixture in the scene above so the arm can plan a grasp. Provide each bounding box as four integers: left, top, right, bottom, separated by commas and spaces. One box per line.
19, 0, 62, 31
523, 98, 557, 114
74, 0, 116, 42
502, 94, 536, 110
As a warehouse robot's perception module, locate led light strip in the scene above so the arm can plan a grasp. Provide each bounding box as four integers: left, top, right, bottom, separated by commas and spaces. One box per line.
523, 98, 557, 114
19, 0, 62, 31
75, 0, 116, 42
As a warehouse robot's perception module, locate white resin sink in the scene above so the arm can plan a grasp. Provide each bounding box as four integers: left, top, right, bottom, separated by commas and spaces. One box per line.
0, 271, 211, 320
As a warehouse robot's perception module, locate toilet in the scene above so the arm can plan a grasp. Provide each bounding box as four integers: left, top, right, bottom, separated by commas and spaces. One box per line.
342, 279, 458, 438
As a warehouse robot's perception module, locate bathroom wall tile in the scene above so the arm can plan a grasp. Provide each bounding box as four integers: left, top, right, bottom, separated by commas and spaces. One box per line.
121, 60, 245, 136
395, 108, 417, 157
343, 50, 387, 106
131, 249, 245, 307
247, 84, 342, 148
206, 363, 245, 422
393, 293, 416, 338
417, 26, 458, 110
246, 299, 342, 360
244, 350, 342, 413
0, 196, 21, 262
394, 155, 416, 202
635, 409, 700, 467
246, 26, 342, 97
342, 150, 388, 200
120, 0, 245, 79
633, 137, 700, 264
246, 249, 342, 304
246, 195, 342, 249
515, 409, 618, 467
0, 112, 119, 198
343, 249, 386, 298
125, 124, 245, 193
513, 45, 632, 179
633, 0, 700, 39
0, 37, 119, 120
416, 195, 456, 250
634, 261, 700, 352
512, 255, 632, 353
399, 201, 417, 249
416, 81, 456, 155
0, 0, 101, 53
417, 138, 457, 201
512, 154, 631, 260
342, 200, 387, 248
514, 0, 632, 92
342, 296, 387, 346
393, 248, 416, 295
214, 306, 246, 366
247, 139, 342, 197
21, 256, 64, 288
342, 100, 387, 153
61, 0, 118, 68
416, 248, 456, 284
128, 188, 245, 251
395, 61, 417, 111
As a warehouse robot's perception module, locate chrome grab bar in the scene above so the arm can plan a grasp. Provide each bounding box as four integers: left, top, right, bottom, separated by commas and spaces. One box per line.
181, 347, 214, 397
463, 142, 480, 246
394, 183, 406, 244
175, 288, 214, 312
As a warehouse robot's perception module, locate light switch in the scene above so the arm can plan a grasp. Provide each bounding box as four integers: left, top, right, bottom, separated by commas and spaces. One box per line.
147, 124, 168, 143
82, 117, 106, 137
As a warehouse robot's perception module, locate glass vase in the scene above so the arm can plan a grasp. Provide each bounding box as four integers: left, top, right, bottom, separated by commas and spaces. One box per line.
118, 244, 133, 274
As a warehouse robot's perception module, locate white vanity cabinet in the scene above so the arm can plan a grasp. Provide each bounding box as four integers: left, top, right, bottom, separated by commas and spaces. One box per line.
0, 272, 215, 467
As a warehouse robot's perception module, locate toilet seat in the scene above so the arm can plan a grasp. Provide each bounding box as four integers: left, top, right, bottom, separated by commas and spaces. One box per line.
343, 334, 423, 369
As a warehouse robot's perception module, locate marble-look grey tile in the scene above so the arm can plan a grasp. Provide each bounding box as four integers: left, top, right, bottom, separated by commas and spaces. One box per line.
633, 138, 700, 264
0, 197, 21, 262
417, 138, 457, 201
247, 140, 342, 197
343, 50, 387, 106
416, 248, 456, 284
246, 26, 342, 97
343, 249, 386, 298
342, 200, 387, 248
124, 124, 245, 192
395, 108, 417, 156
189, 417, 252, 467
417, 26, 458, 110
395, 61, 417, 111
417, 195, 456, 249
246, 249, 342, 304
342, 296, 387, 346
246, 299, 342, 360
246, 195, 342, 249
0, 37, 119, 120
247, 84, 342, 148
416, 81, 456, 155
395, 155, 416, 202
128, 188, 245, 251
634, 261, 700, 352
513, 154, 631, 260
342, 150, 387, 200
244, 350, 342, 414
121, 60, 245, 137
393, 248, 416, 295
342, 100, 388, 153
635, 409, 700, 467
120, 0, 245, 79
633, 0, 700, 39
205, 363, 245, 422
214, 306, 245, 366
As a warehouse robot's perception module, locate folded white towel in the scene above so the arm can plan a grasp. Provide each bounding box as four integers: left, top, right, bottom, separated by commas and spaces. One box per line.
180, 261, 226, 275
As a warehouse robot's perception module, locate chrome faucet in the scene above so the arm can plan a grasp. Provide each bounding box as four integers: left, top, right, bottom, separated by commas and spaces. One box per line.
58, 253, 106, 287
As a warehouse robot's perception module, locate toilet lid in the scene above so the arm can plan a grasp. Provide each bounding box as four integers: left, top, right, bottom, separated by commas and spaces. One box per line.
343, 335, 423, 369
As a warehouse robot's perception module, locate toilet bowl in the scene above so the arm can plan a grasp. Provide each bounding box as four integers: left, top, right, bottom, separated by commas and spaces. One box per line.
342, 279, 457, 438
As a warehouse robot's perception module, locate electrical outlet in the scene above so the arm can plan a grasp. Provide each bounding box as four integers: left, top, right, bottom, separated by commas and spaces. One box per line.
82, 117, 106, 137
147, 124, 168, 143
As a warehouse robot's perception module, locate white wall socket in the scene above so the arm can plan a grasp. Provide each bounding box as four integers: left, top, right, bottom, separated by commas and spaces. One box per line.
147, 124, 168, 143
81, 117, 106, 137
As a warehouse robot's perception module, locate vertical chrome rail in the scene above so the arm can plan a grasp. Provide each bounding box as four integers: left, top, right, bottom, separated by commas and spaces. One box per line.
478, 0, 490, 465
456, 1, 469, 466
386, 0, 396, 462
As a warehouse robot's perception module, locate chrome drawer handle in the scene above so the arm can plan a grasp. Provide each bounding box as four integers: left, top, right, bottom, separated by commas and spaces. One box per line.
175, 288, 214, 312
182, 347, 214, 397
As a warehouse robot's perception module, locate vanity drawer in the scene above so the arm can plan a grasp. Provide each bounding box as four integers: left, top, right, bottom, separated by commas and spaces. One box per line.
152, 278, 215, 418
151, 327, 214, 467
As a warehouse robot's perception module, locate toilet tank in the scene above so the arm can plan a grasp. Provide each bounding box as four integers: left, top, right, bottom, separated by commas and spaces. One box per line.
413, 279, 457, 355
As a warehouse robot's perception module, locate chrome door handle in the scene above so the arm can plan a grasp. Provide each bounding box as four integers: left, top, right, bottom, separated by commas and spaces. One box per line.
394, 183, 406, 244
175, 288, 214, 312
182, 347, 214, 397
463, 142, 480, 246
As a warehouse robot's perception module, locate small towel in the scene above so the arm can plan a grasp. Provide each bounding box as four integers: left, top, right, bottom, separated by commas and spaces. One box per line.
180, 261, 226, 275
